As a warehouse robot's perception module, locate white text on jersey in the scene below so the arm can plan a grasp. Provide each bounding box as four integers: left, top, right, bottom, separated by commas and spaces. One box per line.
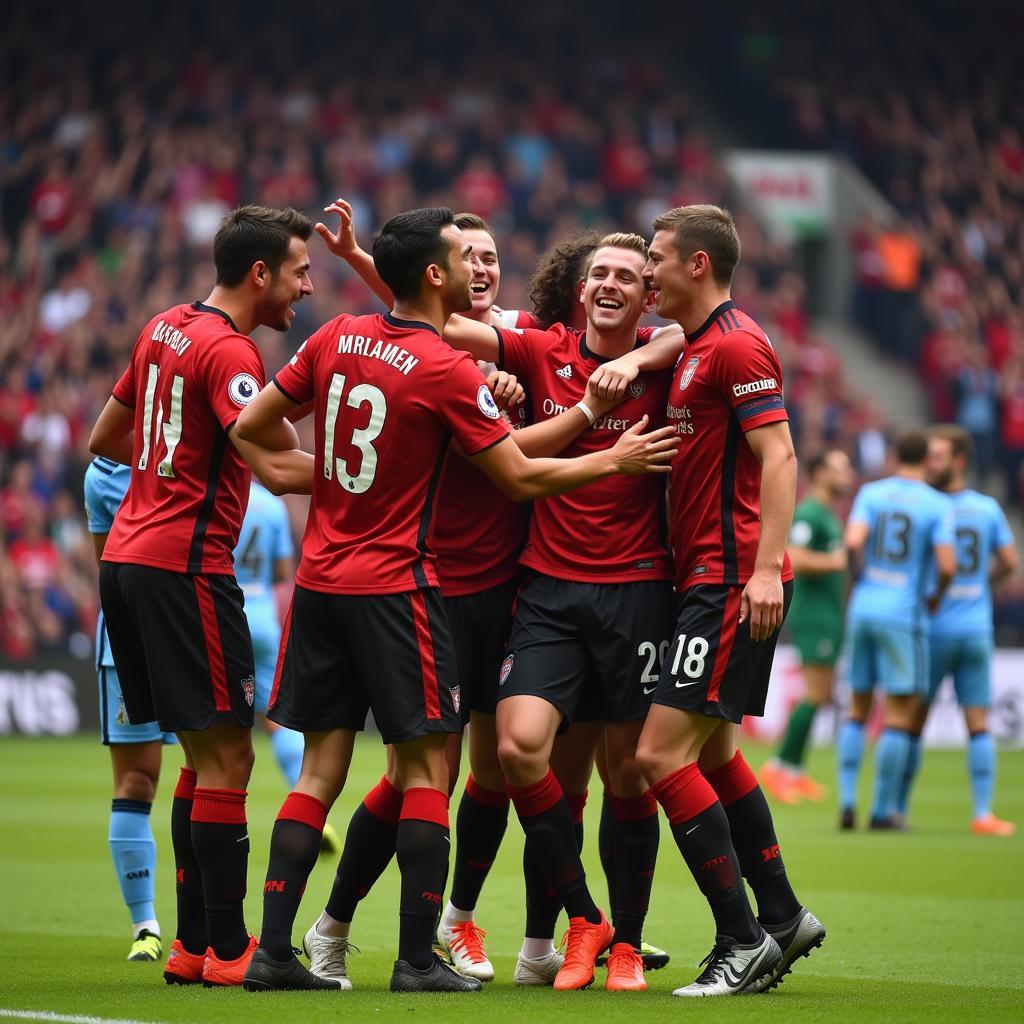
337, 334, 420, 376
151, 320, 193, 356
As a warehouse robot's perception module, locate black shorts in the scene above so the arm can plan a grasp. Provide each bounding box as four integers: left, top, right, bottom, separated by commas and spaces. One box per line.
268, 584, 462, 745
99, 562, 256, 733
498, 573, 675, 726
652, 581, 794, 724
444, 579, 517, 723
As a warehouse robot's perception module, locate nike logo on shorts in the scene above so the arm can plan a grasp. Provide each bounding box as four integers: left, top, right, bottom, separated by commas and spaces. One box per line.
643, 685, 657, 695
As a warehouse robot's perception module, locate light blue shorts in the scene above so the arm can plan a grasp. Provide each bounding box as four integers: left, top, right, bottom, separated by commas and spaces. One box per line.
846, 619, 928, 697
926, 635, 992, 708
99, 665, 176, 746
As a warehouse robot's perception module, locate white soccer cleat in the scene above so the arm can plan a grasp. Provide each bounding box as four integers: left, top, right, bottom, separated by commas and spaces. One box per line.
513, 948, 565, 986
302, 921, 355, 990
672, 931, 782, 997
438, 919, 494, 981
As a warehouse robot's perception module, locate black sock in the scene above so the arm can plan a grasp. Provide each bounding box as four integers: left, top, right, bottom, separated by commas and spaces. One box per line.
171, 768, 206, 955
325, 777, 401, 923
396, 789, 450, 971
705, 753, 802, 926
191, 787, 250, 961
509, 772, 600, 925
651, 764, 759, 944
598, 792, 618, 920
609, 792, 659, 949
523, 841, 562, 939
259, 794, 327, 960
449, 775, 509, 912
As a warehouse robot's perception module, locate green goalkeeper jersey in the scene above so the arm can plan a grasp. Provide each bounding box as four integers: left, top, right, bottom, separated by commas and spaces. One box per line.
787, 495, 844, 627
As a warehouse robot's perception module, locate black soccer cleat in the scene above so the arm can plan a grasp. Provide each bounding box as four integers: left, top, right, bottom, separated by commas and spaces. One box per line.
243, 947, 343, 991
746, 908, 826, 993
390, 954, 483, 993
839, 807, 856, 831
869, 815, 907, 831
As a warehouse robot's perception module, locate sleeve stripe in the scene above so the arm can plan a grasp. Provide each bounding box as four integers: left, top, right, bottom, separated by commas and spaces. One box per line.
493, 326, 505, 369
272, 376, 300, 404
735, 393, 785, 422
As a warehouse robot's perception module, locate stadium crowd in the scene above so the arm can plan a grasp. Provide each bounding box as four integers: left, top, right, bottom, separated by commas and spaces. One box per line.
0, 2, 1014, 661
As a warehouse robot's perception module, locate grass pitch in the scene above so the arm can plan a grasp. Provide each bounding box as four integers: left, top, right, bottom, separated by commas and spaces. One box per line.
1, 734, 1021, 1023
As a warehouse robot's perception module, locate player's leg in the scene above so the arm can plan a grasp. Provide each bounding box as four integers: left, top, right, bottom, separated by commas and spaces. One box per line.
958, 638, 1014, 835
595, 739, 617, 915
838, 619, 876, 828
108, 737, 163, 960
869, 627, 924, 828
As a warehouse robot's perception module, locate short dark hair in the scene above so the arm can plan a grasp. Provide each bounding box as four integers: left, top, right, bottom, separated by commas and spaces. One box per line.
931, 423, 973, 460
454, 212, 493, 234
372, 207, 455, 301
213, 205, 312, 287
807, 447, 846, 479
529, 231, 603, 329
895, 429, 929, 465
651, 204, 741, 287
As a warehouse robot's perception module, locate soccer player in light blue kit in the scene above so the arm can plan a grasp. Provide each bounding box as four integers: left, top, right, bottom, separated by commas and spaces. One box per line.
900, 425, 1017, 835
837, 430, 956, 830
233, 479, 309, 794
85, 456, 176, 962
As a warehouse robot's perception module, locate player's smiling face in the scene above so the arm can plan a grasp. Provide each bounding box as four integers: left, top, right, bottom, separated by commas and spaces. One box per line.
644, 230, 687, 320
462, 228, 501, 319
440, 225, 475, 313
583, 246, 650, 334
261, 236, 313, 332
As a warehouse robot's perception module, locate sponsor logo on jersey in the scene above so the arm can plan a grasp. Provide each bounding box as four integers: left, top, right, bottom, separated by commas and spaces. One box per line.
679, 355, 700, 390
477, 384, 501, 419
732, 377, 778, 397
629, 378, 646, 398
241, 675, 255, 706
450, 685, 461, 714
228, 373, 260, 406
499, 652, 514, 685
556, 364, 573, 379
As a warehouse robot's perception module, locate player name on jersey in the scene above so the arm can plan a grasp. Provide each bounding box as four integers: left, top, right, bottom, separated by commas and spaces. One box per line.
151, 320, 194, 356
335, 333, 420, 375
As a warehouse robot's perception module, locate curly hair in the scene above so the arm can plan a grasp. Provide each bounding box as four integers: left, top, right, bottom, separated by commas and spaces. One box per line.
528, 230, 603, 329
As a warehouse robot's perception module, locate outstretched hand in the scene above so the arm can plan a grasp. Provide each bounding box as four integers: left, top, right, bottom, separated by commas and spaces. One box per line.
315, 197, 358, 258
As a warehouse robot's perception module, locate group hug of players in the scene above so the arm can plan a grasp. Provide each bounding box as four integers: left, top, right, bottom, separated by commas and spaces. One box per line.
760, 429, 1016, 836
87, 198, 825, 999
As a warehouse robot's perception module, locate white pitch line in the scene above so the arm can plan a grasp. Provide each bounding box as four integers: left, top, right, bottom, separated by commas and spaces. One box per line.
0, 1011, 165, 1024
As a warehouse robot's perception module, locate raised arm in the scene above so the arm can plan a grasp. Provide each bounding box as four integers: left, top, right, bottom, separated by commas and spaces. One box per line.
316, 198, 394, 308
443, 314, 502, 362
467, 416, 677, 501
586, 324, 686, 400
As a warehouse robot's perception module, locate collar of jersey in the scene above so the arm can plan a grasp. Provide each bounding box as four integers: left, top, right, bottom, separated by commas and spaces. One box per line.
687, 300, 737, 343
192, 301, 239, 332
578, 330, 643, 364
384, 311, 439, 336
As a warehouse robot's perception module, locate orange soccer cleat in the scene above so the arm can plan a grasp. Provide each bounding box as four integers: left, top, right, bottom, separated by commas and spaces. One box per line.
790, 773, 827, 802
758, 761, 801, 805
971, 814, 1016, 837
163, 938, 207, 985
604, 943, 646, 992
202, 934, 258, 987
553, 912, 614, 991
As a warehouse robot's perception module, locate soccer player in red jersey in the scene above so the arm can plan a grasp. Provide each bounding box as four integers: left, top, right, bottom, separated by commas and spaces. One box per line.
87, 205, 316, 987
233, 207, 677, 994
603, 205, 824, 996
443, 233, 685, 992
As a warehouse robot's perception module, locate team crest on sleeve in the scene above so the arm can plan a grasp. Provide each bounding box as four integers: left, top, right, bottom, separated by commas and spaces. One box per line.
228, 373, 260, 406
499, 652, 514, 685
477, 383, 501, 419
679, 355, 700, 391
240, 675, 255, 706
629, 378, 646, 399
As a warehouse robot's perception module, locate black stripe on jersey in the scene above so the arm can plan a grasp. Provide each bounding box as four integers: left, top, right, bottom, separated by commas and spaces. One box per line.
735, 394, 785, 422
493, 326, 505, 369
186, 429, 228, 575
273, 376, 300, 404
720, 415, 741, 586
412, 434, 452, 589
92, 458, 115, 475
724, 309, 741, 331
689, 300, 737, 342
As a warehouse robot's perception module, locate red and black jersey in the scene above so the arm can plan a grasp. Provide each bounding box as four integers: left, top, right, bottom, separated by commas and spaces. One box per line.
666, 300, 793, 590
495, 323, 673, 584
274, 312, 510, 595
102, 302, 264, 575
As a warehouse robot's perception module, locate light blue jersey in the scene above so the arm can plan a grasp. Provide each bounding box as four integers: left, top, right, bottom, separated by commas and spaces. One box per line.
929, 489, 1013, 640
847, 476, 955, 632
84, 458, 174, 745
233, 481, 294, 710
